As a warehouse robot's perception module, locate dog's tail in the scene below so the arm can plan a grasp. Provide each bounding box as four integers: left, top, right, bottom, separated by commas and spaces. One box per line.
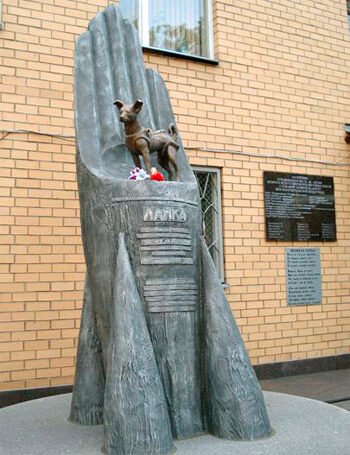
168, 123, 177, 142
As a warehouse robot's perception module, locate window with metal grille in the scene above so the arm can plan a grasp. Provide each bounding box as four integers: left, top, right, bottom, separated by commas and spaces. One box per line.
193, 167, 224, 282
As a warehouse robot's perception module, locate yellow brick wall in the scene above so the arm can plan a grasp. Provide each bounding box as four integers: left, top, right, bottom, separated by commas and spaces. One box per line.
1, 0, 350, 391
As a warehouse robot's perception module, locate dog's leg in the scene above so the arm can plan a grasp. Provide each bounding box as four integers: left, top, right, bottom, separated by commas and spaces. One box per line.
167, 145, 178, 181
157, 152, 171, 180
138, 141, 152, 176
131, 153, 141, 169
157, 146, 178, 181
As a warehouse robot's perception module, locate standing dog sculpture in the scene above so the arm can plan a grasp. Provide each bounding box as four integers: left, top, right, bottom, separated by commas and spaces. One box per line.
114, 99, 179, 181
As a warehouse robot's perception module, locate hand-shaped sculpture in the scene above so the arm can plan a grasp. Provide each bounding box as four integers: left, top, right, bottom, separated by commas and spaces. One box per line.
70, 5, 272, 455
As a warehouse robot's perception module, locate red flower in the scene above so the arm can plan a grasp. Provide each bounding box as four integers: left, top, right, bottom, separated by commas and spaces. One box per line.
150, 171, 165, 181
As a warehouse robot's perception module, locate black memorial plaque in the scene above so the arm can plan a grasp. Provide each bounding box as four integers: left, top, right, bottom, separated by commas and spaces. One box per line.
264, 171, 336, 242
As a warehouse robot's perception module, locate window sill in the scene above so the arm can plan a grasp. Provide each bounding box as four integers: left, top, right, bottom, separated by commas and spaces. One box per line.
142, 46, 219, 65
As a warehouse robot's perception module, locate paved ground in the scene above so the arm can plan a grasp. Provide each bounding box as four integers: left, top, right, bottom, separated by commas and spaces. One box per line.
2, 391, 350, 454
1, 369, 350, 454
260, 368, 350, 411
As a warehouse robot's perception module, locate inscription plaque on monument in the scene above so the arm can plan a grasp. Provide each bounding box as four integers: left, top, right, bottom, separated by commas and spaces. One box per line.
264, 171, 336, 242
285, 248, 321, 306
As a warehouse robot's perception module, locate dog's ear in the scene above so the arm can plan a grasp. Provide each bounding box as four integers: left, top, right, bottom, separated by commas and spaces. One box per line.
113, 99, 124, 110
133, 99, 143, 113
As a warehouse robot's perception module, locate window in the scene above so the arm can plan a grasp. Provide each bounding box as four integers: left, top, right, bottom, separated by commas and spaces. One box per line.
0, 1, 3, 30
193, 167, 224, 282
347, 1, 350, 31
119, 0, 214, 59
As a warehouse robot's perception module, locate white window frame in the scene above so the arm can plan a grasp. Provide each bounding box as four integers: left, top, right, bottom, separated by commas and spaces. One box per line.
193, 166, 224, 282
123, 0, 215, 60
206, 0, 215, 59
139, 0, 150, 47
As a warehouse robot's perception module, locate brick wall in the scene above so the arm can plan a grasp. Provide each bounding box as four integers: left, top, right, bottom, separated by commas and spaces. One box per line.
1, 0, 350, 391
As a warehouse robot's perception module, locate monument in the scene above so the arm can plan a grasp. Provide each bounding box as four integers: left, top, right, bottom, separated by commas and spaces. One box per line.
70, 5, 272, 454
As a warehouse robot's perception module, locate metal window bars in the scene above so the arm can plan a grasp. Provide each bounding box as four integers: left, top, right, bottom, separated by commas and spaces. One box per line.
193, 167, 224, 282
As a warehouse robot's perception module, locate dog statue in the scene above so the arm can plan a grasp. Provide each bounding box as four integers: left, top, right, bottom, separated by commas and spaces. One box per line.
114, 99, 179, 181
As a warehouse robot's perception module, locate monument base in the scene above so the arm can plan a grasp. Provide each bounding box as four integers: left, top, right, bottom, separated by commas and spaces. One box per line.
1, 391, 350, 454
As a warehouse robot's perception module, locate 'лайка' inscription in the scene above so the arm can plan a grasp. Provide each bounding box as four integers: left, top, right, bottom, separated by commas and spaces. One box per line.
144, 207, 187, 223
